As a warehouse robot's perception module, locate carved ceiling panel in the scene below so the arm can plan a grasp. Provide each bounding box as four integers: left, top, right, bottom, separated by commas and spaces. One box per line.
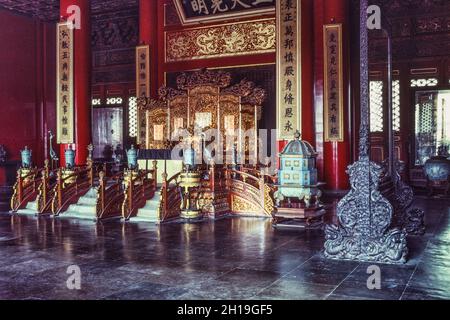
0, 0, 138, 21
368, 0, 450, 62
91, 11, 139, 50
373, 0, 450, 17
0, 0, 59, 21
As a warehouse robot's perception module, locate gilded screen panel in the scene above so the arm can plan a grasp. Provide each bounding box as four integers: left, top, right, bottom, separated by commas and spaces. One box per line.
166, 19, 275, 62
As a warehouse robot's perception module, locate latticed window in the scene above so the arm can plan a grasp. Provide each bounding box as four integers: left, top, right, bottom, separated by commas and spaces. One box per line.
410, 78, 438, 88
370, 80, 401, 133
106, 97, 123, 105
92, 98, 101, 106
393, 80, 400, 131
370, 81, 384, 132
128, 96, 138, 138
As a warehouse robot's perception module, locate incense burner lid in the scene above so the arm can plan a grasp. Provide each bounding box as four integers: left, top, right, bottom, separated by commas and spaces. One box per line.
280, 131, 317, 158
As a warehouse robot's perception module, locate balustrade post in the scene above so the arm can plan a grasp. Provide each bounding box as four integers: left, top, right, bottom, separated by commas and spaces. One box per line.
152, 160, 158, 188
141, 174, 146, 202
161, 172, 168, 220
259, 169, 265, 207
56, 169, 63, 211
44, 159, 49, 178
33, 169, 38, 193
128, 172, 134, 218
209, 160, 215, 192
17, 170, 23, 206
41, 168, 48, 212
99, 171, 105, 212
87, 158, 94, 187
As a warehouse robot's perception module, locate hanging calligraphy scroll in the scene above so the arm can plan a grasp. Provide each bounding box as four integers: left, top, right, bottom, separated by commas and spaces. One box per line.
174, 0, 275, 25
56, 22, 74, 144
324, 24, 344, 142
276, 0, 302, 140
136, 45, 150, 144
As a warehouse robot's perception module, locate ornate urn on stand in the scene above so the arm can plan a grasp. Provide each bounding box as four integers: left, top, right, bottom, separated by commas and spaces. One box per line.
424, 146, 450, 196
62, 146, 76, 186
20, 146, 32, 169
124, 145, 139, 184
19, 146, 34, 183
179, 139, 202, 220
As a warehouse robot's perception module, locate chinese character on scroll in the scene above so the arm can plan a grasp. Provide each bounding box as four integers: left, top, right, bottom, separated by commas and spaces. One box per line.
136, 45, 150, 145
56, 22, 74, 144
324, 24, 344, 142
277, 0, 301, 140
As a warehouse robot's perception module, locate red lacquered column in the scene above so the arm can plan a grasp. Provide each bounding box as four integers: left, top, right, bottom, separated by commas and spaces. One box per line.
59, 0, 91, 165
314, 0, 325, 181
321, 0, 351, 191
139, 0, 159, 98
300, 0, 315, 145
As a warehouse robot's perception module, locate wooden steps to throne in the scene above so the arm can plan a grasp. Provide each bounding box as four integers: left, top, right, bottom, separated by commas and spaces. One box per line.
128, 188, 161, 223
59, 188, 99, 221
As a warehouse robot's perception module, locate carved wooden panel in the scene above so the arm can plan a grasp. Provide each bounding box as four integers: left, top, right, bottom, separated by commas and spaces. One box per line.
167, 65, 276, 131
91, 4, 138, 86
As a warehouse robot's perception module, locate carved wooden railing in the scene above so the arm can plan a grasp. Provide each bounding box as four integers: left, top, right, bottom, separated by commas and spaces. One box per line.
96, 171, 124, 220
35, 160, 59, 214
122, 168, 157, 220
225, 168, 275, 216
10, 166, 39, 212
51, 162, 95, 216
158, 171, 182, 223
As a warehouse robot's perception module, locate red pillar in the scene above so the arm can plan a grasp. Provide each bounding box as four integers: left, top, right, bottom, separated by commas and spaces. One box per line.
321, 0, 351, 191
59, 0, 91, 165
139, 0, 159, 98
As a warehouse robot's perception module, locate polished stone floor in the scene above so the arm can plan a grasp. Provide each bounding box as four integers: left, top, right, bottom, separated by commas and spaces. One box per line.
0, 197, 449, 300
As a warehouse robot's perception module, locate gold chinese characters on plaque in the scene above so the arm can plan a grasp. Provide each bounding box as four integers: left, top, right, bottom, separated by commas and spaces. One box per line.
136, 45, 150, 144
324, 24, 344, 142
277, 0, 302, 140
56, 22, 74, 144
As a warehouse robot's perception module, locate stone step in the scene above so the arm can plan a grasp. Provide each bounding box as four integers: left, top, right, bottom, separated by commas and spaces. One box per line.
67, 203, 96, 215
60, 211, 97, 221
25, 201, 38, 211
57, 188, 98, 220
83, 188, 98, 198
16, 209, 37, 216
132, 191, 161, 222
77, 196, 98, 206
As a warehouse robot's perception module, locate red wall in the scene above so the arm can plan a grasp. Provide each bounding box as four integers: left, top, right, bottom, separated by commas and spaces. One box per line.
0, 10, 56, 169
